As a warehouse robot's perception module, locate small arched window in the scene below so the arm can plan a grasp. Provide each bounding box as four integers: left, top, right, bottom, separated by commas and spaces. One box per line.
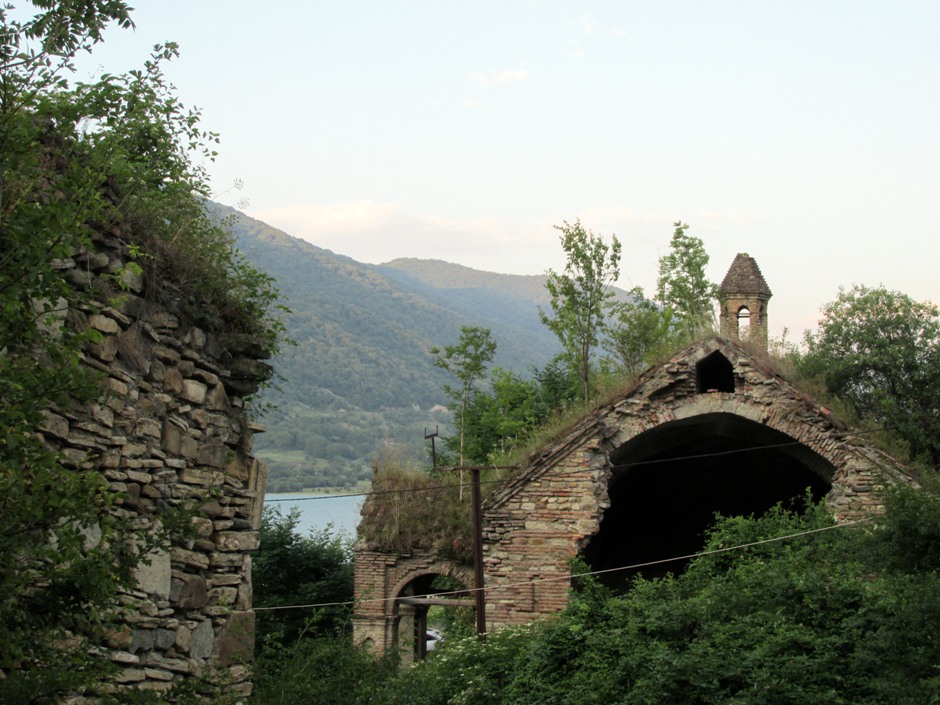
696, 351, 735, 393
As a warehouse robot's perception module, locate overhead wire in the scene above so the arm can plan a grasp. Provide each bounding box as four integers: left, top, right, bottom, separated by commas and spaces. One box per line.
264, 428, 880, 504
256, 428, 883, 614
252, 516, 874, 613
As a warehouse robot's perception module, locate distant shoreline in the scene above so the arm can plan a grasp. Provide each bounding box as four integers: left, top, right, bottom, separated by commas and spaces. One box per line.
264, 483, 371, 499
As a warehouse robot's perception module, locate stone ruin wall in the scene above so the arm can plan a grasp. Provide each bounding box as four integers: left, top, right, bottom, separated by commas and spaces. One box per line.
354, 339, 909, 652
481, 340, 909, 629
42, 228, 270, 697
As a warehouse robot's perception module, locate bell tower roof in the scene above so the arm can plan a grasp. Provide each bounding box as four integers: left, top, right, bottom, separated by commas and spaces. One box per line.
719, 253, 772, 298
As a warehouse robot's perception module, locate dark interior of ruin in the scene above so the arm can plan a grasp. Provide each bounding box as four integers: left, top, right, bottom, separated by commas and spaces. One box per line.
582, 412, 833, 590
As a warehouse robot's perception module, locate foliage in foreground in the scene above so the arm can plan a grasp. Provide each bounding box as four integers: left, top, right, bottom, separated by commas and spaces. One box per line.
253, 507, 355, 646
252, 481, 940, 705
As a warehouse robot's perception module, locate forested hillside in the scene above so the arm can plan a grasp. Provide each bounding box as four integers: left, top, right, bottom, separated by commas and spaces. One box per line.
222, 206, 567, 490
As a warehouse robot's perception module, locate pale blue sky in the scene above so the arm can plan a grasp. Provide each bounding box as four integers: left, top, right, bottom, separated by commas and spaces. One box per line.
50, 1, 940, 337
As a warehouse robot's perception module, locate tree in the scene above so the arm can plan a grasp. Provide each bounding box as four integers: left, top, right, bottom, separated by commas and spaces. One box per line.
253, 507, 354, 646
655, 221, 718, 341
431, 326, 496, 489
603, 286, 681, 374
540, 219, 621, 405
0, 5, 146, 701
799, 285, 940, 465
459, 367, 540, 464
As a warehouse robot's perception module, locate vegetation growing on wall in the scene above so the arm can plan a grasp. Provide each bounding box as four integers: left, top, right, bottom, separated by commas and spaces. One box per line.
357, 449, 517, 563
0, 2, 287, 700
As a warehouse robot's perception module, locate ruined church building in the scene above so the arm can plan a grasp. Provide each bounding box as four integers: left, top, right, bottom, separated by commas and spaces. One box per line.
353, 253, 909, 660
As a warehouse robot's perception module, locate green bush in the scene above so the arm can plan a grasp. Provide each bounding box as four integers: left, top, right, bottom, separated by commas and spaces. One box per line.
251, 637, 397, 705
253, 507, 354, 646
347, 484, 940, 704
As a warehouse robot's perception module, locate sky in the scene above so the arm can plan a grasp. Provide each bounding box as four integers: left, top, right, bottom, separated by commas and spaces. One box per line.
39, 1, 940, 339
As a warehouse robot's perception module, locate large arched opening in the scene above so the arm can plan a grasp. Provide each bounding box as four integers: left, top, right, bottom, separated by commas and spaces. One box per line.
582, 412, 833, 589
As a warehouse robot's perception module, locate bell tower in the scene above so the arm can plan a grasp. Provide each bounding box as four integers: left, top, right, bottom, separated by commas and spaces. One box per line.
719, 253, 772, 350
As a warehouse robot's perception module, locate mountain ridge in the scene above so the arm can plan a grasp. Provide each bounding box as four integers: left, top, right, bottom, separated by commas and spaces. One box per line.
219, 205, 575, 490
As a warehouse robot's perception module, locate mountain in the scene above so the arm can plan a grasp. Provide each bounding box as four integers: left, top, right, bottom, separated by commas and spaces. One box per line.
222, 206, 570, 491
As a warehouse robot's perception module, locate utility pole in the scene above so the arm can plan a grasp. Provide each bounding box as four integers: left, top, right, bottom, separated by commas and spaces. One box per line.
429, 460, 520, 640
469, 465, 486, 639
424, 426, 439, 468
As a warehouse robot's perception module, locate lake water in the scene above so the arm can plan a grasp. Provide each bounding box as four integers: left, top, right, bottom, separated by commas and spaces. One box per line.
263, 492, 365, 540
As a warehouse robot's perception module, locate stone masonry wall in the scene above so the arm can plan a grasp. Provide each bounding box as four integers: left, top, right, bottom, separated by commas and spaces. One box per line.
42, 229, 270, 697
482, 338, 909, 629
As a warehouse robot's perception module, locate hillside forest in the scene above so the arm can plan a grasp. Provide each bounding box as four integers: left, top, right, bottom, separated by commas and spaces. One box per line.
227, 207, 575, 491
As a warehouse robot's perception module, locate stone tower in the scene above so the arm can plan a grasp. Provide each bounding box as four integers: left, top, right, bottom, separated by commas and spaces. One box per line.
719, 253, 772, 349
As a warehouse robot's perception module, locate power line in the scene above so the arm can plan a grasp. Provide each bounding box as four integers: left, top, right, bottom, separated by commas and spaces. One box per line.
252, 517, 872, 613
265, 431, 876, 504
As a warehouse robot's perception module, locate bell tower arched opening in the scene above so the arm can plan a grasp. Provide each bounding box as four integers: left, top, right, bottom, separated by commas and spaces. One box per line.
737, 306, 751, 338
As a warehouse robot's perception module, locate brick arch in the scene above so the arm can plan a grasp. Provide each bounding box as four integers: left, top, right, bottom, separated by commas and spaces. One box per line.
388, 562, 474, 604
352, 549, 473, 658
604, 395, 842, 486
588, 405, 838, 586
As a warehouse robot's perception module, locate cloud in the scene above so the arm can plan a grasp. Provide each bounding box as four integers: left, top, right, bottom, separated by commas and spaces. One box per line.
248, 201, 562, 275
576, 13, 627, 39
245, 202, 811, 334
468, 64, 530, 87
562, 45, 585, 59
580, 14, 597, 34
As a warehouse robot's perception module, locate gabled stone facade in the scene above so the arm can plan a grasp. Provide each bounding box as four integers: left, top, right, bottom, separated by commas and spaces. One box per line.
354, 337, 911, 655
44, 229, 270, 697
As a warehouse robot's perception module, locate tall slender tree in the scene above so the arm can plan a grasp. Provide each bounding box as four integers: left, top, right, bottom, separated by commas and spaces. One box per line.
656, 221, 719, 341
604, 286, 681, 374
431, 326, 496, 495
539, 219, 621, 405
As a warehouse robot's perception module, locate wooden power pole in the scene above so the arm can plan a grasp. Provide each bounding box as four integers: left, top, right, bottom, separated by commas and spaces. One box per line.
470, 466, 486, 638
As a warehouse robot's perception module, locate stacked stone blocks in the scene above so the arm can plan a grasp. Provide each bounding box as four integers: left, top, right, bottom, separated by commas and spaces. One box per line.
43, 229, 270, 697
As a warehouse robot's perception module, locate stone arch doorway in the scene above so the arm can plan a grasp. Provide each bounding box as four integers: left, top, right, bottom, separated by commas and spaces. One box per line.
391, 571, 473, 664
583, 412, 834, 589
353, 551, 473, 661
